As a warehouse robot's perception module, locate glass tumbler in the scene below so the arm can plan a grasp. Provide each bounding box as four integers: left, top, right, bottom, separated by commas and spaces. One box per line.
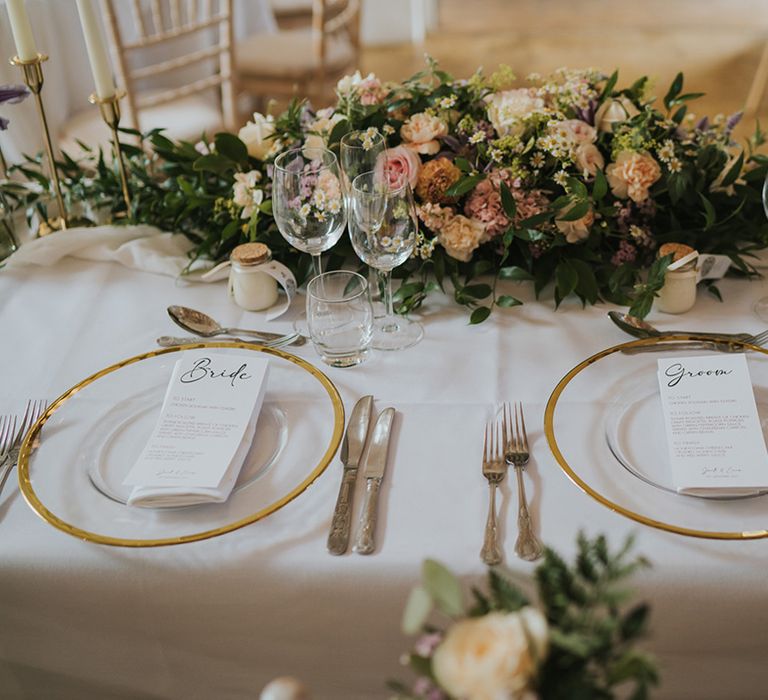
306, 271, 373, 368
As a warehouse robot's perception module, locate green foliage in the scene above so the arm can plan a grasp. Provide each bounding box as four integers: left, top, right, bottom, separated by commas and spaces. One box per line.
397, 533, 657, 700
3, 62, 768, 325
536, 534, 657, 700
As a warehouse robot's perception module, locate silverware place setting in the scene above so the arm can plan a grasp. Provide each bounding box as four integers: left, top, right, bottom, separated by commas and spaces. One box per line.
166, 304, 307, 347
0, 399, 48, 497
327, 395, 396, 556
480, 402, 543, 565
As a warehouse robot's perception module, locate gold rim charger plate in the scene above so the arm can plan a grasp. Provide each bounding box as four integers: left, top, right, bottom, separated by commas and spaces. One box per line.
18, 342, 345, 547
544, 335, 768, 540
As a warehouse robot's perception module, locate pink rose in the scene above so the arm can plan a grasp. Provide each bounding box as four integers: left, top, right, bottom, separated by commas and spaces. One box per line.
606, 150, 661, 203
375, 146, 421, 189
574, 143, 605, 178
400, 112, 448, 155
558, 119, 597, 144
358, 75, 386, 105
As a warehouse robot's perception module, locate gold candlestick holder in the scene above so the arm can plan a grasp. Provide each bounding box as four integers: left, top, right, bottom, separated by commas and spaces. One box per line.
10, 53, 67, 231
89, 91, 131, 213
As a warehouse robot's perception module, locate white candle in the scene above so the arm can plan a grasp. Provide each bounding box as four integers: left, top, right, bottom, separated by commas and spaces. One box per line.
75, 0, 116, 99
6, 0, 38, 61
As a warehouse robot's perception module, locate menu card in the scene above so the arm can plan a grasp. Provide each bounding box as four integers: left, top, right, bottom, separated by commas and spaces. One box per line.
657, 354, 768, 496
124, 352, 269, 507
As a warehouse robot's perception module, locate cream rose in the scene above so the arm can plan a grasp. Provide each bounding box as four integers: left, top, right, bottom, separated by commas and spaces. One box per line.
400, 112, 448, 155
594, 97, 640, 133
485, 88, 546, 138
432, 609, 548, 700
574, 142, 605, 178
238, 112, 276, 160
606, 150, 662, 202
438, 214, 484, 262
304, 109, 344, 151
556, 205, 595, 243
375, 145, 421, 189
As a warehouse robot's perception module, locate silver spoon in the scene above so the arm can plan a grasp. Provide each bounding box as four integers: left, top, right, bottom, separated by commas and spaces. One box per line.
167, 305, 307, 346
607, 311, 752, 342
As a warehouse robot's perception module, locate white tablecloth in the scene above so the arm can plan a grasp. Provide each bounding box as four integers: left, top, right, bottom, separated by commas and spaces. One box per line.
1, 252, 768, 699
0, 0, 276, 162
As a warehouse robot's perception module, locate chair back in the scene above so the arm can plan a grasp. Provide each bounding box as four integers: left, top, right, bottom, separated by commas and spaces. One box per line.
310, 0, 360, 82
100, 0, 236, 132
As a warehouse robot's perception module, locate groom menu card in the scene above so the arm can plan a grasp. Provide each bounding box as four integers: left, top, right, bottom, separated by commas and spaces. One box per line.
657, 354, 768, 496
124, 352, 269, 493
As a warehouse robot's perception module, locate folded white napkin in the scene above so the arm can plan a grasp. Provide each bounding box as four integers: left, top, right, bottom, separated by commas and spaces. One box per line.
126, 408, 260, 508
3, 224, 214, 279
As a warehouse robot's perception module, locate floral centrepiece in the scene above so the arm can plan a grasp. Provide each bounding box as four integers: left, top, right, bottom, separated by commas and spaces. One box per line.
391, 534, 657, 700
3, 62, 768, 319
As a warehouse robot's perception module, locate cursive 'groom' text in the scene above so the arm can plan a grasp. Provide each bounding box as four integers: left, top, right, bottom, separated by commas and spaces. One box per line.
664, 362, 733, 388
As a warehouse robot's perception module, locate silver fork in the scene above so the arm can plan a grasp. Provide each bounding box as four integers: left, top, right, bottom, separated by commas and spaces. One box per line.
0, 400, 48, 497
504, 402, 543, 562
0, 415, 17, 464
623, 329, 768, 355
480, 418, 506, 566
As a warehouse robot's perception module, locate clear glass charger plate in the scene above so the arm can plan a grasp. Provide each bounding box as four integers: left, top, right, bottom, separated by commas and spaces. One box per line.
18, 343, 345, 547
544, 335, 768, 540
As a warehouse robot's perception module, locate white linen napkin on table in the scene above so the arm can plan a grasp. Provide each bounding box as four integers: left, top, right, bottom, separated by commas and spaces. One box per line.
2, 224, 213, 279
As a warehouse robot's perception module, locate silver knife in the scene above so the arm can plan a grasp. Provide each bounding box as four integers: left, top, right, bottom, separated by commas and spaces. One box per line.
327, 395, 374, 555
353, 407, 395, 555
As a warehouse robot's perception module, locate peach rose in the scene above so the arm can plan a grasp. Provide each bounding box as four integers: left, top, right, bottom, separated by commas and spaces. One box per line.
400, 112, 448, 155
594, 97, 640, 133
574, 142, 605, 178
375, 145, 421, 189
556, 205, 595, 243
485, 88, 546, 138
432, 609, 548, 700
437, 214, 485, 262
606, 150, 662, 202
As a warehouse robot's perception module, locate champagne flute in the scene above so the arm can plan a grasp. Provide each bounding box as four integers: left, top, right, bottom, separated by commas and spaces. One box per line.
340, 129, 386, 302
272, 147, 346, 281
348, 170, 424, 350
753, 172, 768, 321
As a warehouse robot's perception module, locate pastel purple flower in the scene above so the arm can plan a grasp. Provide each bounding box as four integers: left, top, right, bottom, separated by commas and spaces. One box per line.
0, 84, 29, 105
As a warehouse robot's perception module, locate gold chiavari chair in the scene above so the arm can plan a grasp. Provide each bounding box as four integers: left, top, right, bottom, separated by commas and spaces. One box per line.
237, 0, 360, 109
59, 0, 236, 157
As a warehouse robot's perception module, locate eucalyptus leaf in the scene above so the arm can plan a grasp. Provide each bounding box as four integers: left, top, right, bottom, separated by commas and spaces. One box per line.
422, 559, 464, 616
401, 585, 433, 635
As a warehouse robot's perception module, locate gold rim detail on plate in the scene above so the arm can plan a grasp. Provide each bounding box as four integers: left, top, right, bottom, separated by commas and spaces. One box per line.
544, 334, 768, 541
17, 342, 345, 547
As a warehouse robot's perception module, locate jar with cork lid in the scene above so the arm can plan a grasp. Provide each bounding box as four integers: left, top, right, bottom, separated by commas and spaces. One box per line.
229, 242, 279, 311
656, 242, 699, 314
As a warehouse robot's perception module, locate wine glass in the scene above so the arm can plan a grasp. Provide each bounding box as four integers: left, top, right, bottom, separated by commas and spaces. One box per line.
272, 147, 346, 280
340, 129, 386, 302
348, 170, 424, 351
753, 173, 768, 321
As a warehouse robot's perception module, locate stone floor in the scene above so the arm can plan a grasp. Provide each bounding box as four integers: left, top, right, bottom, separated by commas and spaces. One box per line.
361, 0, 768, 141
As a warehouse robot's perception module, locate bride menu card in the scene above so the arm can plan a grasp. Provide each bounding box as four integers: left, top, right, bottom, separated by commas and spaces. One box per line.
124, 352, 269, 490
657, 354, 768, 496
